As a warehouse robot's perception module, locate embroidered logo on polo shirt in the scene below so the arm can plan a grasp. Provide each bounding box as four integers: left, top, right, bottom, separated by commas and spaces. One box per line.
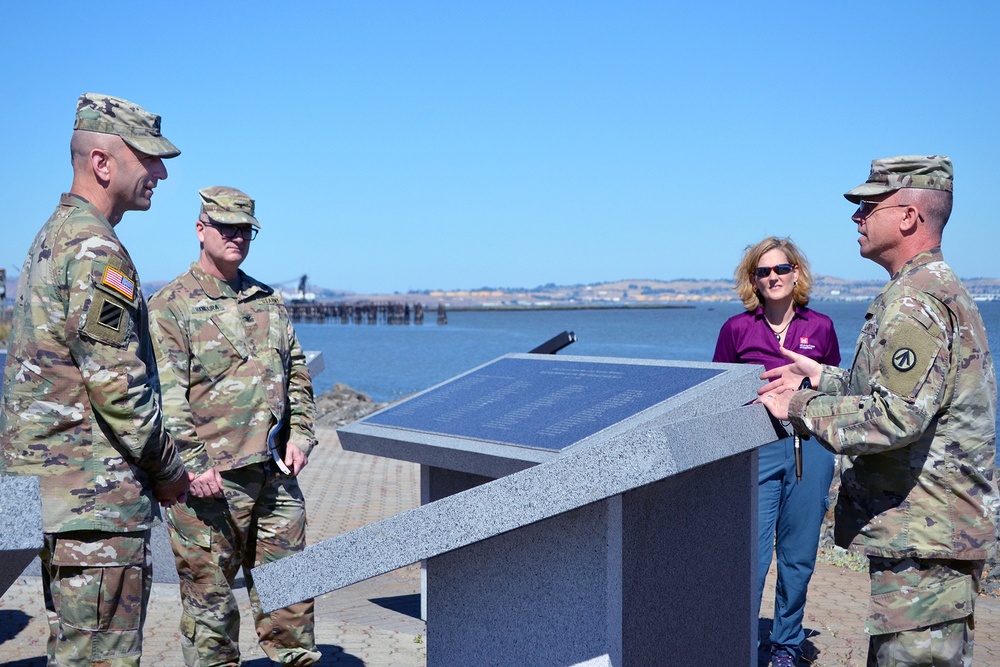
102, 266, 135, 300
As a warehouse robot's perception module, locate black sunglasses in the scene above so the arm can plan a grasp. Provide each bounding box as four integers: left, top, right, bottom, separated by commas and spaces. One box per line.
203, 221, 258, 241
753, 264, 794, 278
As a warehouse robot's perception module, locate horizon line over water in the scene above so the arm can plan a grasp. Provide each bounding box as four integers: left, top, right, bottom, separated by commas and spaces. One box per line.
295, 300, 1000, 457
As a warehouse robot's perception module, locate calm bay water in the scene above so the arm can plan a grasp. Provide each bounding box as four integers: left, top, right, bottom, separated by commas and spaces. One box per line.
297, 300, 1000, 402
296, 300, 1000, 458
1, 299, 999, 447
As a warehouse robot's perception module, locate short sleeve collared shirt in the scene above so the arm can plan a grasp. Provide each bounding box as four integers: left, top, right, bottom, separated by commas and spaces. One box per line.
713, 305, 841, 370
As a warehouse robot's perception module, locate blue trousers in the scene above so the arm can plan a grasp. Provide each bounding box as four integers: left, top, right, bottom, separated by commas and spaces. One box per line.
756, 436, 835, 660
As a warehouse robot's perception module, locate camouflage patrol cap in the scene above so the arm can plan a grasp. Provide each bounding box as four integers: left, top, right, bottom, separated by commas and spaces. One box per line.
74, 93, 180, 158
198, 186, 261, 228
844, 155, 953, 204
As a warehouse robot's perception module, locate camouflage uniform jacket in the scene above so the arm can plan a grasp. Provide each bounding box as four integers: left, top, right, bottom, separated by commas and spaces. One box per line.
148, 263, 317, 476
789, 248, 998, 561
0, 194, 186, 533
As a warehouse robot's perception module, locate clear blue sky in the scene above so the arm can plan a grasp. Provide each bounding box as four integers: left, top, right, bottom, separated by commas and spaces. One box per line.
3, 2, 998, 295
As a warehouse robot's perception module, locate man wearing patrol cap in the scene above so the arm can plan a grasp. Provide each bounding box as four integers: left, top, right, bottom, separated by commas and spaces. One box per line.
0, 93, 191, 664
759, 156, 997, 666
149, 187, 321, 666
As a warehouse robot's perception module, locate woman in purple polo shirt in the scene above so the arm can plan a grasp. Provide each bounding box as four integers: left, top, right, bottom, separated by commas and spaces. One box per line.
713, 237, 840, 667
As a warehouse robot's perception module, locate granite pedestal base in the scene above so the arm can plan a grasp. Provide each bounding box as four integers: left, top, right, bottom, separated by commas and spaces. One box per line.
424, 453, 757, 667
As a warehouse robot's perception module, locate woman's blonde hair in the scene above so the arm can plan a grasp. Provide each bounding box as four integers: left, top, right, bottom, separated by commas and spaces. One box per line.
734, 236, 812, 311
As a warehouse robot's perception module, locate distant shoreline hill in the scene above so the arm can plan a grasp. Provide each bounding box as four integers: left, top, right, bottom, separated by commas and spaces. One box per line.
8, 273, 1000, 307
232, 276, 1000, 309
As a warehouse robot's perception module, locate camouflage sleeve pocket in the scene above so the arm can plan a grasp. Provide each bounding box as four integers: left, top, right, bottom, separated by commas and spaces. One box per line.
268, 308, 291, 360
81, 289, 135, 347
80, 259, 139, 348
878, 320, 942, 400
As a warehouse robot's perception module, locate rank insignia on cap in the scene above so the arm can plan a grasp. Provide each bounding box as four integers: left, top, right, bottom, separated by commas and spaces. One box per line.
892, 347, 917, 372
102, 265, 135, 300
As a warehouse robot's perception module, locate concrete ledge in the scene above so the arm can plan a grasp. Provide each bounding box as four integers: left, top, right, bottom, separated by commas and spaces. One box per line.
304, 350, 324, 378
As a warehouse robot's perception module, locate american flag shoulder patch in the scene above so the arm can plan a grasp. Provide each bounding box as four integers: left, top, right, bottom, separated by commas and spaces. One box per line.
102, 265, 136, 300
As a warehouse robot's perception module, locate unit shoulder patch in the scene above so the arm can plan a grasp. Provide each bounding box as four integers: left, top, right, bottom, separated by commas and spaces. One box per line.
879, 321, 940, 399
892, 347, 917, 372
81, 289, 133, 347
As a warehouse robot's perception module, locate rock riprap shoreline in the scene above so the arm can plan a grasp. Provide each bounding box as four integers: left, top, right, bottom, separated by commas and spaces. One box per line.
314, 383, 390, 428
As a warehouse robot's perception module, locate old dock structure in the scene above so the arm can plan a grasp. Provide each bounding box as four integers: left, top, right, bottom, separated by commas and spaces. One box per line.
286, 301, 447, 325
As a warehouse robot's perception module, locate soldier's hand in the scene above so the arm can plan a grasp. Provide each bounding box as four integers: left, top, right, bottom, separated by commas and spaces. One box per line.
758, 347, 822, 397
284, 444, 309, 476
189, 467, 225, 498
155, 471, 193, 507
758, 390, 793, 421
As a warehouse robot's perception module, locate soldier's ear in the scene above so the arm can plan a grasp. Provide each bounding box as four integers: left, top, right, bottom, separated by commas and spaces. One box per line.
90, 148, 113, 184
898, 205, 921, 236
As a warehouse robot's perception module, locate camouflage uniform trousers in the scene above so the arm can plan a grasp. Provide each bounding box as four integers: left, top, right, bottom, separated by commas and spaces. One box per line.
866, 557, 983, 667
41, 530, 152, 666
166, 462, 319, 667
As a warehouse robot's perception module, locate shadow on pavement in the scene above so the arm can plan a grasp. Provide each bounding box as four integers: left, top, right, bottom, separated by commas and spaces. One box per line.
244, 644, 364, 666
0, 609, 34, 643
369, 593, 421, 620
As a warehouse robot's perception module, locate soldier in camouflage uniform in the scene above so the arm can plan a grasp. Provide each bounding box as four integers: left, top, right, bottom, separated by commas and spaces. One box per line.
148, 186, 321, 666
759, 156, 997, 667
0, 93, 191, 665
